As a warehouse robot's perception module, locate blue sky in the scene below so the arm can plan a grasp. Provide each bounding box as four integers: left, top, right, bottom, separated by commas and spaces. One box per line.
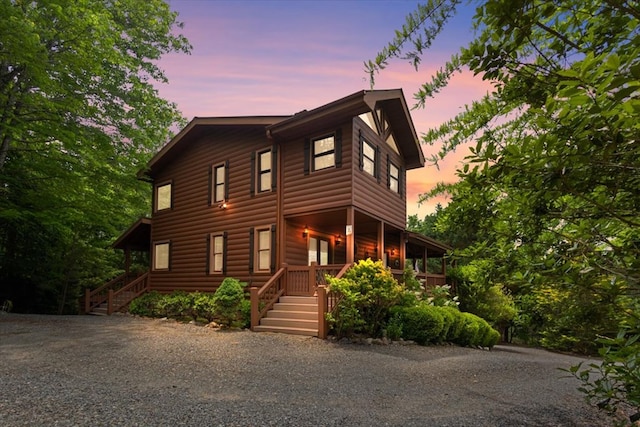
157, 0, 489, 216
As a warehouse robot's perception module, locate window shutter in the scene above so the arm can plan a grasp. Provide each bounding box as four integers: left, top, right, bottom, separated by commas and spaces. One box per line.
271, 145, 277, 191
400, 166, 405, 197
168, 240, 172, 271
248, 227, 254, 273
170, 180, 174, 209
250, 152, 256, 196
270, 224, 277, 273
303, 138, 310, 175
335, 128, 342, 168
224, 160, 229, 200
375, 146, 381, 183
205, 234, 210, 274
151, 183, 156, 213
222, 231, 228, 274
207, 166, 212, 206
358, 130, 363, 171
386, 155, 390, 188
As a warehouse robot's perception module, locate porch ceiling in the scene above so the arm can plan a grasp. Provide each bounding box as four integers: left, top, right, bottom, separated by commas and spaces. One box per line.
112, 217, 151, 252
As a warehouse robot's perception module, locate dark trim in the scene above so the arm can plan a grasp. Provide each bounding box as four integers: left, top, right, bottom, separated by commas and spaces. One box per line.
375, 145, 381, 183
250, 152, 256, 196
271, 145, 277, 192
224, 160, 229, 200
205, 234, 211, 274
207, 166, 212, 206
335, 128, 342, 168
222, 231, 228, 275
248, 227, 255, 272
270, 224, 276, 273
303, 138, 310, 175
358, 130, 364, 171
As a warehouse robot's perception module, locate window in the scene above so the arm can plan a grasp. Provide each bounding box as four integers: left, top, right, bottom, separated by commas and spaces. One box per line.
389, 162, 399, 193
312, 135, 335, 171
210, 233, 225, 273
213, 163, 226, 203
257, 228, 271, 271
153, 242, 170, 270
362, 140, 376, 177
155, 182, 171, 211
258, 149, 272, 193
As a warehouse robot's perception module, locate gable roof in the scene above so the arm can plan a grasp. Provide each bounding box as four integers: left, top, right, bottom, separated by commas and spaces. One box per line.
140, 89, 424, 179
267, 89, 425, 169
140, 116, 289, 179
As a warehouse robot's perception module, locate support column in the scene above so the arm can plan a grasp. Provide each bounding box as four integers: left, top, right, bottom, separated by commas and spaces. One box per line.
377, 221, 384, 262
346, 207, 355, 264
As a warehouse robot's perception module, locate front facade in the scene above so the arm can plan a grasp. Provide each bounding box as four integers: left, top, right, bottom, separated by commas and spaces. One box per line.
122, 90, 449, 296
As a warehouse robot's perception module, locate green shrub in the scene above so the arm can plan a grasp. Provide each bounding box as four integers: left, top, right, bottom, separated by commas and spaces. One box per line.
385, 312, 404, 341
482, 327, 501, 348
456, 312, 481, 347
213, 277, 246, 327
159, 291, 194, 319
434, 306, 455, 343
398, 304, 445, 345
441, 306, 464, 342
128, 291, 163, 317
193, 292, 217, 322
238, 298, 251, 329
327, 259, 403, 338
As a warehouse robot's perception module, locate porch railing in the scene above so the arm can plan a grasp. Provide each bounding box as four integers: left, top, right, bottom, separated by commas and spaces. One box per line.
107, 272, 150, 314
287, 263, 347, 296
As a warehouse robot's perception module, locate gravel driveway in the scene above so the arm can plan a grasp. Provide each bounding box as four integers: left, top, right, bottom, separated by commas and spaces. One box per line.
0, 314, 611, 426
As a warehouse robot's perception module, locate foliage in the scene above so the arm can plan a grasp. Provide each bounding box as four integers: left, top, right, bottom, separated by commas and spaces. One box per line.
396, 304, 445, 345
213, 278, 246, 327
128, 291, 164, 318
193, 292, 217, 322
370, 1, 639, 414
327, 259, 404, 338
426, 284, 460, 308
568, 309, 640, 426
0, 0, 191, 313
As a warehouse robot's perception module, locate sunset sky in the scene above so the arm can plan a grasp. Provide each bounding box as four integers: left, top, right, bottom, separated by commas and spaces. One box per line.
156, 0, 492, 218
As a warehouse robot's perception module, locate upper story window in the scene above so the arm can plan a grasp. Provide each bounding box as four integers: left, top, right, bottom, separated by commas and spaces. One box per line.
258, 150, 271, 192
304, 129, 341, 175
362, 140, 376, 178
155, 182, 172, 212
389, 162, 399, 193
313, 135, 335, 171
212, 163, 227, 203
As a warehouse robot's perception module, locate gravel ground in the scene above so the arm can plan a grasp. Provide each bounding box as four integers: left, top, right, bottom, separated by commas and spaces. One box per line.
0, 313, 612, 427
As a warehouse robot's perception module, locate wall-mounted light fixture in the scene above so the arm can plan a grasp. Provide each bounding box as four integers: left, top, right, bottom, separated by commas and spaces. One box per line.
335, 235, 342, 245
391, 248, 396, 256
219, 202, 228, 209
302, 225, 309, 238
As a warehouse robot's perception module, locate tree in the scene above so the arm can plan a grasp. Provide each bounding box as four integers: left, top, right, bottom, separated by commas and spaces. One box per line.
0, 0, 191, 313
369, 0, 639, 421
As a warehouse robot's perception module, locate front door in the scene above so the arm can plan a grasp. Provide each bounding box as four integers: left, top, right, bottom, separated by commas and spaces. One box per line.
308, 236, 330, 266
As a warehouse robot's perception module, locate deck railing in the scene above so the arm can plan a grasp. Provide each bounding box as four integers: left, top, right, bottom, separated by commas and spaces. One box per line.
107, 272, 150, 314
84, 271, 149, 314
287, 263, 346, 296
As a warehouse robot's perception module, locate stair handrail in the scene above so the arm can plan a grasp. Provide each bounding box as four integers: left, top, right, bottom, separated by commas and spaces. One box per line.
318, 263, 351, 339
107, 272, 150, 315
250, 264, 287, 330
84, 272, 128, 314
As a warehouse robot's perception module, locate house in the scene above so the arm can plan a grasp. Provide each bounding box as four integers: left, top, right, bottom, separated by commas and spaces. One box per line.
86, 89, 451, 336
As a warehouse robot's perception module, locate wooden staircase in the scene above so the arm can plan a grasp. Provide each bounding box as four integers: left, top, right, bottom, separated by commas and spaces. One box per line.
88, 291, 139, 315
253, 296, 319, 336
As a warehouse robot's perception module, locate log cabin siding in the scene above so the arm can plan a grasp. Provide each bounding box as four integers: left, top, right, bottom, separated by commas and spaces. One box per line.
149, 126, 278, 292
352, 119, 407, 229
281, 122, 354, 216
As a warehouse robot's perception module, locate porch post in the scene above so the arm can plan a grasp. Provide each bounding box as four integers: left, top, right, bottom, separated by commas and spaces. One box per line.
250, 287, 259, 330
124, 247, 131, 276
346, 207, 354, 264
377, 221, 384, 262
309, 261, 317, 294
423, 246, 428, 291
317, 285, 328, 339
400, 231, 406, 270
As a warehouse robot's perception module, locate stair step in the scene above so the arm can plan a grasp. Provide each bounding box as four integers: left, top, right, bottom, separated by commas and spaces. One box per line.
260, 317, 318, 329
253, 325, 318, 337
279, 296, 317, 304
273, 302, 317, 312
266, 310, 317, 320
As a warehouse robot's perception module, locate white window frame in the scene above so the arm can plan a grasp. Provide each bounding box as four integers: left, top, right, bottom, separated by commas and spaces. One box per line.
256, 227, 271, 272
389, 162, 399, 193
213, 164, 226, 203
257, 149, 272, 193
312, 135, 335, 171
210, 233, 224, 274
155, 182, 172, 212
153, 241, 170, 271
362, 140, 376, 177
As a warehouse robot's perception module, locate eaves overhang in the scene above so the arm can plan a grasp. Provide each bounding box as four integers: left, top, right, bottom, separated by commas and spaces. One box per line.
139, 116, 290, 180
